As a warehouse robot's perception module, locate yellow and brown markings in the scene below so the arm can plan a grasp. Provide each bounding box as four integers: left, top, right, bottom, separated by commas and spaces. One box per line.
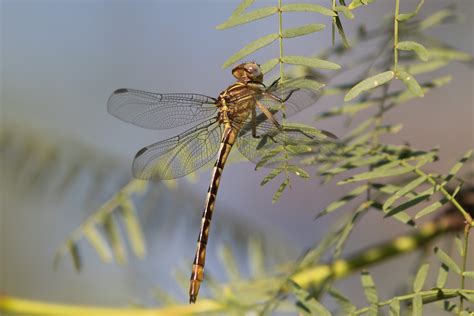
189, 127, 238, 303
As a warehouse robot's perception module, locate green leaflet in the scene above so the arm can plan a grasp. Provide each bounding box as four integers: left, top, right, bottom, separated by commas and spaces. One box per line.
441, 297, 457, 313
463, 271, 474, 279
333, 13, 350, 48
216, 6, 278, 29
414, 197, 449, 219
436, 264, 449, 288
334, 5, 354, 19
261, 168, 283, 186
372, 183, 404, 195
372, 202, 414, 226
247, 238, 265, 277
218, 245, 241, 281
282, 78, 324, 92
282, 55, 341, 70
83, 225, 113, 263
428, 48, 472, 61
280, 3, 336, 17
255, 145, 285, 169
397, 0, 424, 21
412, 293, 423, 316
421, 174, 459, 215
334, 201, 370, 257
389, 298, 400, 316
338, 165, 414, 184
343, 117, 375, 139
317, 100, 378, 119
285, 144, 312, 154
397, 41, 429, 61
348, 0, 376, 10
344, 71, 395, 101
442, 149, 472, 185
460, 291, 474, 303
282, 23, 325, 38
260, 58, 279, 74
323, 154, 386, 176
315, 184, 368, 219
230, 0, 255, 18
431, 75, 453, 87
298, 226, 339, 267
68, 241, 82, 272
413, 263, 429, 292
290, 281, 332, 316
327, 288, 357, 314
383, 175, 428, 211
272, 177, 290, 203
407, 59, 450, 76
120, 199, 146, 258
396, 70, 424, 97
104, 214, 127, 265
434, 247, 461, 275
222, 33, 279, 68
361, 271, 378, 304
455, 236, 464, 256
419, 9, 454, 30
287, 165, 310, 178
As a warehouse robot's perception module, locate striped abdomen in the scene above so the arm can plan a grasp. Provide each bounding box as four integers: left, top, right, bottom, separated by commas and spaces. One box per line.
189, 126, 238, 303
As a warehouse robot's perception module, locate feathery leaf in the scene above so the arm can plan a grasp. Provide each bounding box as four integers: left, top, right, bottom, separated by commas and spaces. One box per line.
217, 7, 278, 29
222, 33, 279, 68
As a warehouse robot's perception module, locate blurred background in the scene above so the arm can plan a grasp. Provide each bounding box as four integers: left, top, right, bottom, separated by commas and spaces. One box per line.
1, 0, 473, 313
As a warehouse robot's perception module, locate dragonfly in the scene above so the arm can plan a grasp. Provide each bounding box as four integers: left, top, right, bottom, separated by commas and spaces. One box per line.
107, 62, 336, 303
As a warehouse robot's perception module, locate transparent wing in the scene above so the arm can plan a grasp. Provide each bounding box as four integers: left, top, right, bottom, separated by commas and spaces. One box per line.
108, 88, 218, 130
235, 77, 332, 167
237, 120, 337, 168
260, 77, 324, 118
133, 119, 222, 180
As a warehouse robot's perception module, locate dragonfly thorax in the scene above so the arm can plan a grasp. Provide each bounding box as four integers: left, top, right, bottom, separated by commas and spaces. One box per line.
217, 80, 263, 127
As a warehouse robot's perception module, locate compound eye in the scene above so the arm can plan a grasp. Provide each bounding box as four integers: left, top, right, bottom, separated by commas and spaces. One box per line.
246, 65, 259, 75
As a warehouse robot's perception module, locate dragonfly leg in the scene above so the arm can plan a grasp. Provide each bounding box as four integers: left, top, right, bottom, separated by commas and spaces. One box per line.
268, 77, 280, 90
263, 89, 299, 103
256, 100, 282, 130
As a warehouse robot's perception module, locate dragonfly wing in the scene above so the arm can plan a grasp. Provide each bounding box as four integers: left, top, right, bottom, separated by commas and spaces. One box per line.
260, 77, 323, 118
108, 88, 218, 130
133, 119, 222, 180
237, 120, 337, 167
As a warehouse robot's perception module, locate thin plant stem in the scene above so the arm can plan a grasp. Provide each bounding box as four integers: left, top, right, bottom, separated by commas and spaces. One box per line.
404, 161, 472, 222
276, 0, 290, 182
277, 0, 286, 120
459, 224, 471, 313
393, 0, 400, 72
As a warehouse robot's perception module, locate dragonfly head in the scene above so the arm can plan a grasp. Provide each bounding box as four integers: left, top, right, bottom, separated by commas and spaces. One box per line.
232, 62, 263, 83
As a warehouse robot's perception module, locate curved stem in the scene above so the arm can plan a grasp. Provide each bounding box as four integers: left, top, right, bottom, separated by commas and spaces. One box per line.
353, 289, 474, 315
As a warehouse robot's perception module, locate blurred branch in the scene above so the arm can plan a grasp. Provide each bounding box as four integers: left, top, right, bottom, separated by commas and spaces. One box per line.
2, 190, 472, 315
